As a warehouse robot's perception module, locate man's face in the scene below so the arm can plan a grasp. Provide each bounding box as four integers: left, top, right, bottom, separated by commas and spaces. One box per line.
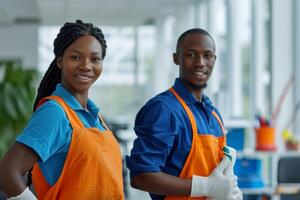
174, 33, 216, 91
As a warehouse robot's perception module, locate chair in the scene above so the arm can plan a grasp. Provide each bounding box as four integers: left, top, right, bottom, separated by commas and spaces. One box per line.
276, 156, 300, 200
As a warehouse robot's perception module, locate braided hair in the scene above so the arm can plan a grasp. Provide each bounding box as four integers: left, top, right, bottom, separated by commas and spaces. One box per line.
32, 19, 107, 111
27, 20, 107, 186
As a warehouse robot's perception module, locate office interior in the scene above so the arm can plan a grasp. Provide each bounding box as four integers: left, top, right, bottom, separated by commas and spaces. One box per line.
0, 0, 300, 199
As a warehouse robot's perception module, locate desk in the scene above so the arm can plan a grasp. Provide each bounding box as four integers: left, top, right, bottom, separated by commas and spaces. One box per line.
275, 183, 300, 194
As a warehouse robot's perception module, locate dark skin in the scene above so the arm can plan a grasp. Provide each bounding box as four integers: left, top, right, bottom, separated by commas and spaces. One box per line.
0, 35, 103, 197
131, 33, 216, 196
0, 143, 38, 197
57, 35, 103, 108
174, 33, 216, 100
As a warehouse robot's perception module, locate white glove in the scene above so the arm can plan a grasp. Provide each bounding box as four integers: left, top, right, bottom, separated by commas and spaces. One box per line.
223, 146, 243, 200
7, 187, 37, 200
232, 187, 243, 200
190, 157, 237, 200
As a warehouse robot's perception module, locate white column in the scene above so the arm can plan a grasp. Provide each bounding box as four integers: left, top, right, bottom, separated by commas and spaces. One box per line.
152, 17, 168, 95
174, 1, 195, 35
271, 0, 294, 151
197, 0, 209, 30
133, 27, 140, 105
293, 0, 300, 137
226, 0, 243, 117
252, 0, 269, 117
151, 15, 175, 96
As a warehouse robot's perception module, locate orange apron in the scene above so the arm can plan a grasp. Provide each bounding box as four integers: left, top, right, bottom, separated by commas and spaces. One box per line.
32, 96, 124, 200
166, 88, 226, 200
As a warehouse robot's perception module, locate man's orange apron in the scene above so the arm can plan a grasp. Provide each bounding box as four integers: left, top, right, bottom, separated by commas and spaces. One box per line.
32, 96, 124, 200
166, 88, 226, 200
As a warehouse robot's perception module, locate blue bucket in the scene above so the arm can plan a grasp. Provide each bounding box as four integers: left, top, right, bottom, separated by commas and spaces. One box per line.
226, 128, 245, 151
234, 158, 264, 188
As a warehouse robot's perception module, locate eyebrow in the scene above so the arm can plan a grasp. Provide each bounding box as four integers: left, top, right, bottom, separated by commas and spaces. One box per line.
187, 49, 214, 53
69, 49, 101, 55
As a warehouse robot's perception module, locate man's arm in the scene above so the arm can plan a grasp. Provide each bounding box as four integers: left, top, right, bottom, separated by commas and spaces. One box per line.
131, 157, 238, 200
131, 172, 192, 196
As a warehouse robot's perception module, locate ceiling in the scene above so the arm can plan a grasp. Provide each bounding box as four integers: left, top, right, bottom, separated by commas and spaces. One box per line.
0, 0, 187, 26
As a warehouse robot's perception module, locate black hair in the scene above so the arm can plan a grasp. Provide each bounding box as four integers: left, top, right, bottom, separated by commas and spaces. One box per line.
32, 19, 107, 111
27, 20, 107, 186
176, 28, 215, 53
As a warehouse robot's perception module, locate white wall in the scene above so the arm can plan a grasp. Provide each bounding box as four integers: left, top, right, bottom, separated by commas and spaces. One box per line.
0, 24, 39, 69
271, 0, 294, 151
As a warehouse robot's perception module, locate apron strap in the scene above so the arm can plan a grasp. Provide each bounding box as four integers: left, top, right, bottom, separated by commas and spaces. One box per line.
169, 87, 226, 136
212, 111, 226, 135
169, 88, 198, 135
98, 115, 110, 131
38, 96, 84, 129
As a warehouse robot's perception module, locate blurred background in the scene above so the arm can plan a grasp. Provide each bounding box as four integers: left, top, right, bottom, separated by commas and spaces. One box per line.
0, 0, 300, 199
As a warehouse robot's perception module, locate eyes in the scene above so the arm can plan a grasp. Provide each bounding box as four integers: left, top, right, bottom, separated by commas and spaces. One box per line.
70, 54, 102, 63
186, 51, 215, 62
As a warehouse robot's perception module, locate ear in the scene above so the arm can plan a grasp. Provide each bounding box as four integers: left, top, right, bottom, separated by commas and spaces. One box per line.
56, 56, 62, 69
173, 53, 179, 65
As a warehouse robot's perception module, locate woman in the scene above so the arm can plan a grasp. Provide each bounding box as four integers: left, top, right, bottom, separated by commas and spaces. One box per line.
0, 20, 124, 200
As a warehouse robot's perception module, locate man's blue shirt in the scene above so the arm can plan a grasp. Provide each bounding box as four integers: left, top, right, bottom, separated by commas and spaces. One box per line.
126, 78, 224, 200
16, 84, 105, 185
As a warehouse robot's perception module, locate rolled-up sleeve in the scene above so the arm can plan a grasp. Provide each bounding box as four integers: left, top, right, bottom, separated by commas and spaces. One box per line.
126, 100, 178, 177
16, 101, 70, 162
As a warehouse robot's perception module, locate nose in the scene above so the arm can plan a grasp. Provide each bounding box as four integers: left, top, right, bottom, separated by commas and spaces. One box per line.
195, 54, 205, 66
79, 58, 93, 71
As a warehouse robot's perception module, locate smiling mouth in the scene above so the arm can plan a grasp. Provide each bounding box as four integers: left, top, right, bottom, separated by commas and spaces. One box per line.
192, 71, 208, 79
75, 74, 93, 81
193, 71, 207, 76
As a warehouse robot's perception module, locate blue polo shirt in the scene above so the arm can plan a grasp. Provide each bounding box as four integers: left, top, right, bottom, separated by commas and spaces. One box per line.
126, 78, 224, 200
16, 84, 105, 185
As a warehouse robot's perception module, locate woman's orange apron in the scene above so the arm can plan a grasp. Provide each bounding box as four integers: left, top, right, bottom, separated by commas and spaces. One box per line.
165, 88, 226, 200
32, 96, 124, 200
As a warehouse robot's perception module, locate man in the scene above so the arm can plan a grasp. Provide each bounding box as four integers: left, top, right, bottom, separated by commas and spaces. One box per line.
126, 28, 242, 200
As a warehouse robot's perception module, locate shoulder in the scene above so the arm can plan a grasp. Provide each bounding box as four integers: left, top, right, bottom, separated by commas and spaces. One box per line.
142, 90, 180, 113
16, 99, 71, 161
34, 99, 67, 119
135, 90, 181, 125
28, 99, 69, 129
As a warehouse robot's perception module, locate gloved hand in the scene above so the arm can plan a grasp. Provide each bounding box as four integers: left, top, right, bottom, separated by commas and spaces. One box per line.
7, 187, 37, 200
225, 169, 242, 200
190, 157, 237, 200
232, 186, 243, 200
223, 146, 243, 200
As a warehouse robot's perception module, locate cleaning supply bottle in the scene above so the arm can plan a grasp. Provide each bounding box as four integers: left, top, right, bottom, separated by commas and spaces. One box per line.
223, 146, 236, 166
206, 146, 237, 200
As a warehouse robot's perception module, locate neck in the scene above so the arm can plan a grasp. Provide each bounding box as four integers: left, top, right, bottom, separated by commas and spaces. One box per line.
181, 79, 204, 101
73, 93, 89, 109
191, 90, 203, 101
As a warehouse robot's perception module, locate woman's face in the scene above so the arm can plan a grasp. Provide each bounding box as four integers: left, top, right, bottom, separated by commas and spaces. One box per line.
57, 35, 103, 96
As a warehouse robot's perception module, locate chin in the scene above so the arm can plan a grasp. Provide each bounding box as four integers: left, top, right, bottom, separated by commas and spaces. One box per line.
194, 83, 207, 89
183, 79, 207, 90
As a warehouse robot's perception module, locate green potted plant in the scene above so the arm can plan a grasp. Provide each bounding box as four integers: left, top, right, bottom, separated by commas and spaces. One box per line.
0, 60, 39, 157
